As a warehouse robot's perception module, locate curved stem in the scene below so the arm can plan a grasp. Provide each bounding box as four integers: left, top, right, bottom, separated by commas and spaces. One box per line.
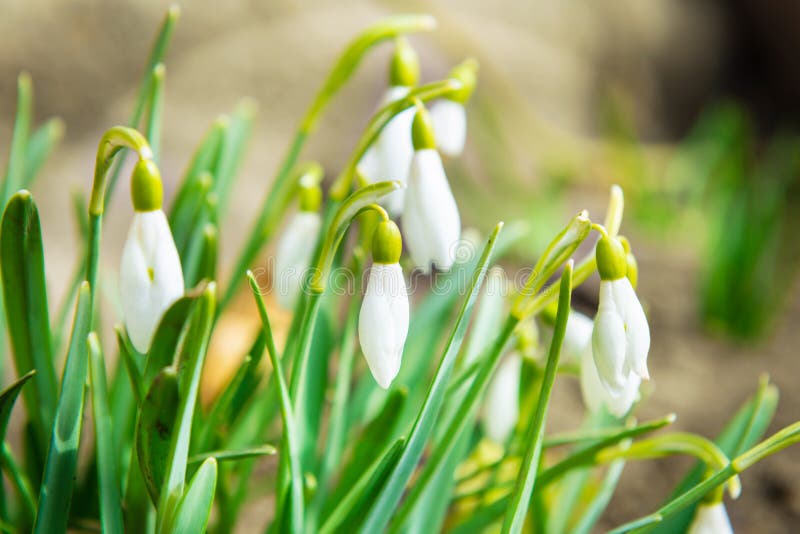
329, 78, 462, 200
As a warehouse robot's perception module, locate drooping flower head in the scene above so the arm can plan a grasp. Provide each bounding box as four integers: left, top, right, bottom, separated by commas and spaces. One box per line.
356, 38, 420, 216
120, 159, 185, 353
274, 173, 323, 310
403, 103, 461, 272
591, 234, 650, 396
429, 58, 477, 157
358, 219, 409, 389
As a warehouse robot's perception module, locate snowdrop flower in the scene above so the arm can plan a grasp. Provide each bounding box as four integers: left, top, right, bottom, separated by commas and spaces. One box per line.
356, 38, 419, 215
591, 235, 650, 396
403, 104, 461, 272
688, 502, 733, 534
120, 159, 184, 353
463, 267, 507, 365
429, 58, 477, 157
548, 308, 593, 365
580, 336, 641, 417
274, 179, 322, 309
359, 220, 409, 389
482, 352, 521, 444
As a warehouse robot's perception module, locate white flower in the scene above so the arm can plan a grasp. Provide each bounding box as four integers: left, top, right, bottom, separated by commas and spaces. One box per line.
688, 502, 733, 534
482, 352, 521, 444
274, 211, 321, 310
580, 336, 640, 417
429, 98, 466, 157
558, 309, 594, 365
357, 86, 415, 216
463, 267, 507, 365
120, 210, 184, 353
592, 278, 650, 395
403, 149, 461, 272
358, 263, 409, 389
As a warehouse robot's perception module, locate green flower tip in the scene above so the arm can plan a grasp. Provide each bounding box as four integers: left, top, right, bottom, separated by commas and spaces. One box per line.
449, 57, 479, 103
299, 181, 322, 212
131, 158, 163, 212
596, 235, 627, 281
617, 236, 638, 287
390, 37, 420, 87
412, 102, 436, 150
372, 219, 402, 264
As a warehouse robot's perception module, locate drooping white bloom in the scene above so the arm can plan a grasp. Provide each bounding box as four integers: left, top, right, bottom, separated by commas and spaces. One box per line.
358, 263, 409, 389
274, 211, 321, 310
482, 352, 522, 444
403, 149, 461, 272
592, 277, 650, 395
356, 86, 415, 215
429, 98, 467, 157
120, 210, 184, 353
580, 336, 641, 417
688, 502, 733, 534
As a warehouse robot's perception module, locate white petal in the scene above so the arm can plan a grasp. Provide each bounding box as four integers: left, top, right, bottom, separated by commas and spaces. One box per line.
482, 352, 521, 444
274, 211, 321, 309
463, 267, 507, 365
688, 502, 733, 534
580, 337, 640, 417
612, 278, 651, 380
560, 310, 593, 364
430, 99, 467, 157
591, 281, 628, 396
357, 86, 414, 216
120, 210, 184, 353
403, 149, 461, 271
358, 263, 409, 389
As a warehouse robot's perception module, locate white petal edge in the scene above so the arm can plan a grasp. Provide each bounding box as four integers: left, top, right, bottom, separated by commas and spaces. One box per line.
592, 281, 628, 396
482, 352, 522, 444
274, 211, 322, 310
430, 99, 467, 157
612, 277, 651, 380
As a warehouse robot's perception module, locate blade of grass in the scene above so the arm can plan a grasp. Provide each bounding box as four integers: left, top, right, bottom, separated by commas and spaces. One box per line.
155, 283, 215, 533
187, 445, 276, 466
572, 459, 627, 534
33, 282, 92, 534
1, 73, 32, 203
145, 64, 166, 163
22, 117, 64, 189
104, 5, 180, 202
213, 99, 256, 216
247, 272, 304, 534
87, 333, 124, 534
502, 263, 573, 533
359, 222, 504, 533
0, 192, 58, 455
170, 458, 217, 534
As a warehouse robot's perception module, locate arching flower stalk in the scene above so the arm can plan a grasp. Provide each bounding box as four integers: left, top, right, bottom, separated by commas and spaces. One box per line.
120, 159, 184, 352
357, 38, 419, 215
274, 175, 323, 309
358, 219, 409, 388
403, 102, 461, 272
429, 58, 478, 157
591, 231, 650, 396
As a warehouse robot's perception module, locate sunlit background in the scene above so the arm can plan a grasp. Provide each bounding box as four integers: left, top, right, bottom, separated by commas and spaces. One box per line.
1, 1, 798, 531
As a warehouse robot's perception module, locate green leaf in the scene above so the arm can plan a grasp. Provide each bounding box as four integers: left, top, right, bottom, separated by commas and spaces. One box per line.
187, 445, 276, 466
194, 355, 253, 453
0, 191, 58, 453
170, 458, 217, 534
156, 284, 215, 533
143, 292, 200, 390
649, 378, 778, 533
358, 222, 504, 533
138, 367, 180, 505
1, 73, 32, 203
33, 281, 92, 534
247, 272, 305, 534
502, 263, 573, 534
87, 332, 124, 534
213, 99, 256, 215
319, 438, 405, 534
145, 64, 166, 162
117, 326, 144, 406
571, 459, 626, 534
0, 370, 35, 444
23, 117, 64, 189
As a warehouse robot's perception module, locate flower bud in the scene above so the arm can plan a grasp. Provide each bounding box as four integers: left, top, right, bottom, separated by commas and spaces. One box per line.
389, 37, 420, 88
596, 235, 627, 281
371, 220, 402, 264
688, 502, 733, 534
131, 158, 163, 212
412, 103, 437, 151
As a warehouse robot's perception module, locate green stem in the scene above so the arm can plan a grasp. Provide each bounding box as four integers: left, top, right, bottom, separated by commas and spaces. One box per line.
502, 262, 573, 533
